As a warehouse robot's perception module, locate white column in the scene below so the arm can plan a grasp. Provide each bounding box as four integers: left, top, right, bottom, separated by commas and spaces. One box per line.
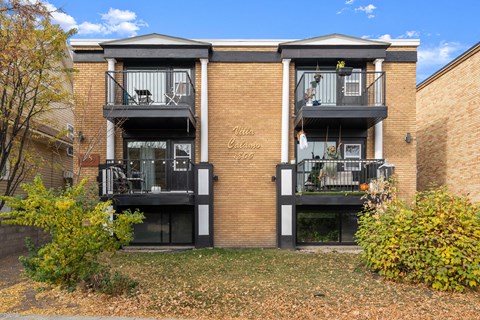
374, 59, 384, 159
200, 59, 209, 163
281, 59, 291, 163
106, 58, 116, 160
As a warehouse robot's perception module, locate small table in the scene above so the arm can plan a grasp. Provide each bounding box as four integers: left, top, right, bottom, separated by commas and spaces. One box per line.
135, 89, 153, 105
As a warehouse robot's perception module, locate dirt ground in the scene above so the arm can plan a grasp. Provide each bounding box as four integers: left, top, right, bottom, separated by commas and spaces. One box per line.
0, 252, 78, 314
0, 252, 25, 289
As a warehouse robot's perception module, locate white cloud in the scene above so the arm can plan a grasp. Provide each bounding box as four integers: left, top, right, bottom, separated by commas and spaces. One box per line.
377, 34, 392, 41
405, 30, 419, 38
41, 2, 147, 37
417, 41, 467, 83
345, 0, 355, 4
418, 41, 465, 67
77, 22, 106, 35
43, 1, 77, 31
398, 30, 420, 39
109, 21, 141, 36
355, 4, 377, 18
101, 8, 136, 25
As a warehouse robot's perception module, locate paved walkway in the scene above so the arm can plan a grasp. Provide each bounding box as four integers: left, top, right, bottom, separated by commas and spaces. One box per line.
0, 315, 182, 320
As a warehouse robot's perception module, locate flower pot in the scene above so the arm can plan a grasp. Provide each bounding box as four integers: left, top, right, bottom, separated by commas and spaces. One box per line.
337, 67, 353, 76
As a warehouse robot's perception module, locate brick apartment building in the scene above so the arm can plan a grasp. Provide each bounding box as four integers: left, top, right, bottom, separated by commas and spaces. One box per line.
70, 33, 418, 248
0, 50, 74, 257
417, 42, 480, 203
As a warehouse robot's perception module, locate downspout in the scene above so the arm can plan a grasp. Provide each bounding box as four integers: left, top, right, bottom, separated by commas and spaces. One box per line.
106, 58, 116, 161
200, 59, 209, 163
374, 59, 384, 159
281, 59, 291, 163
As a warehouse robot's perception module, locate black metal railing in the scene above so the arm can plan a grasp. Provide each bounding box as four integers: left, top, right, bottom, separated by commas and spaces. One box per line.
294, 71, 386, 112
99, 158, 194, 196
105, 70, 195, 108
296, 158, 385, 193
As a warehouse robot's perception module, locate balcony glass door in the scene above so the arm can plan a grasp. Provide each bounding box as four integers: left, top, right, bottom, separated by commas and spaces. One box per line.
126, 69, 167, 105
127, 141, 167, 191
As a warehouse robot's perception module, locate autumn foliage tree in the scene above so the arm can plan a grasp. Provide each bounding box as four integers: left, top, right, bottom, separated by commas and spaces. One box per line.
0, 0, 74, 208
0, 176, 144, 292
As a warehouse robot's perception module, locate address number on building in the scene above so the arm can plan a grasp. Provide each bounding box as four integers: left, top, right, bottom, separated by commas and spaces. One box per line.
233, 152, 255, 160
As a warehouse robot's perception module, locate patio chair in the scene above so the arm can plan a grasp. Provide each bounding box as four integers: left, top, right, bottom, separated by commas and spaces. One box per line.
110, 165, 131, 194
164, 83, 183, 105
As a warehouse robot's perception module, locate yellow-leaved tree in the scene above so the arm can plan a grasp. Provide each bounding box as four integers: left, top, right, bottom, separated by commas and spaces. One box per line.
0, 0, 74, 209
0, 176, 144, 293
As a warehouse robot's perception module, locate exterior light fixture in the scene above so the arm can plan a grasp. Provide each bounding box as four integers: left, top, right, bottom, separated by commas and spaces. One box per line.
405, 132, 412, 143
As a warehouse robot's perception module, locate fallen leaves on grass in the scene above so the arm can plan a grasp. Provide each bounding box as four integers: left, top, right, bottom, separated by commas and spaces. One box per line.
1, 249, 479, 319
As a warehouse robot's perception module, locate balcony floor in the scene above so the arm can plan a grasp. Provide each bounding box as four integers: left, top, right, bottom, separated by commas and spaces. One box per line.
103, 190, 195, 206
294, 105, 387, 130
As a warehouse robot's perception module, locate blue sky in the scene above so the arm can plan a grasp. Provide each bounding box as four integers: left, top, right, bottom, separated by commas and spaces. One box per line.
45, 0, 479, 83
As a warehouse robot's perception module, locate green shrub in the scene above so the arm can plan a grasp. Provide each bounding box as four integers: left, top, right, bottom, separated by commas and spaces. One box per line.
0, 176, 144, 292
356, 183, 480, 292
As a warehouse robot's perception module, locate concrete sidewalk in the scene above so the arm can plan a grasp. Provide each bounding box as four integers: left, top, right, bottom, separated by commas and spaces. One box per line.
0, 315, 181, 320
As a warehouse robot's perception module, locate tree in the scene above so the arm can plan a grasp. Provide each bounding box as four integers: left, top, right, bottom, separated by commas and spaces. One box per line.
0, 176, 144, 291
0, 0, 75, 209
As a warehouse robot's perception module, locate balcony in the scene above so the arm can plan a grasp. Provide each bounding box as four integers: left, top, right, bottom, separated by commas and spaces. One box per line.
296, 158, 385, 205
98, 158, 195, 206
294, 71, 387, 131
103, 70, 196, 131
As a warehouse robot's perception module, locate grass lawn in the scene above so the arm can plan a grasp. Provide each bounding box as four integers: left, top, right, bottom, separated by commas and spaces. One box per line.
1, 248, 479, 319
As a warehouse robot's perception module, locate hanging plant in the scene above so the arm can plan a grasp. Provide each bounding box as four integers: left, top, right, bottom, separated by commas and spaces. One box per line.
336, 60, 353, 76
314, 62, 323, 83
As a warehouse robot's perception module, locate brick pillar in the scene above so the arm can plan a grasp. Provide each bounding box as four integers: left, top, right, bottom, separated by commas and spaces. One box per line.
276, 163, 296, 249
194, 163, 214, 248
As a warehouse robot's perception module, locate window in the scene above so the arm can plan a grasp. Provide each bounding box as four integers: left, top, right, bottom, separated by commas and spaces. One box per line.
66, 123, 74, 140
174, 143, 191, 171
296, 209, 360, 244
344, 144, 362, 171
173, 69, 191, 96
67, 146, 74, 157
344, 69, 362, 96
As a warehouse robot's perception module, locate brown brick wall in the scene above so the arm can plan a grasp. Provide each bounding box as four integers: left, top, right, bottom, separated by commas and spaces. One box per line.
417, 48, 480, 203
0, 138, 71, 257
73, 62, 109, 184
383, 61, 417, 200
209, 62, 282, 247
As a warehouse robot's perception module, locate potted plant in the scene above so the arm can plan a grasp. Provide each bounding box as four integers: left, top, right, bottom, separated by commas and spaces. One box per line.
336, 60, 353, 76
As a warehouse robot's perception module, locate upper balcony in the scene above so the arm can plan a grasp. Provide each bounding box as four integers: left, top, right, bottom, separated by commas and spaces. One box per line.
294, 71, 387, 131
103, 70, 196, 131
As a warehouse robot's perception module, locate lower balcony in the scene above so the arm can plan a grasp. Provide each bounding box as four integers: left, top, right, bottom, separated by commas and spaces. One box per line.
296, 158, 387, 205
98, 158, 195, 206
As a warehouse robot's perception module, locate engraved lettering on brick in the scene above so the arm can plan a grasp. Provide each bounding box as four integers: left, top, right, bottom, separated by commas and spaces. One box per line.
227, 126, 262, 160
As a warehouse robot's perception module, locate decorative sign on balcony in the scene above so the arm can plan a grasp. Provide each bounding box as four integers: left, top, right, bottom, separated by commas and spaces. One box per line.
227, 126, 262, 160
78, 153, 100, 167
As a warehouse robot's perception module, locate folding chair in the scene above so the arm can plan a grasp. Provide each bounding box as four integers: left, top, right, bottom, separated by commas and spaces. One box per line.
164, 83, 182, 106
